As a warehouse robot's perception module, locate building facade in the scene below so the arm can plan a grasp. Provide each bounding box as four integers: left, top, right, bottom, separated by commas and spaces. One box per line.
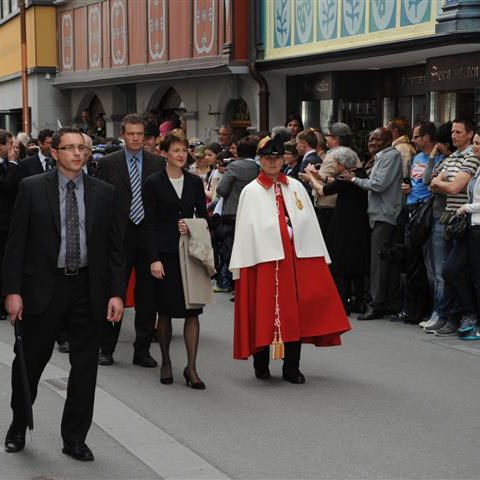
257, 0, 480, 152
0, 0, 69, 135
53, 0, 256, 140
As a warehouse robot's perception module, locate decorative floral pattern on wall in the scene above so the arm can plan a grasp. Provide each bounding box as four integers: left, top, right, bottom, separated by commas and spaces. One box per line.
370, 0, 396, 32
318, 0, 337, 41
274, 0, 291, 48
194, 0, 216, 54
295, 0, 313, 45
342, 0, 366, 37
401, 0, 430, 26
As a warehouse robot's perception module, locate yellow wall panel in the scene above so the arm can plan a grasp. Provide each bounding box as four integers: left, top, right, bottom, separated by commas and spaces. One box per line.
34, 6, 57, 67
0, 6, 57, 78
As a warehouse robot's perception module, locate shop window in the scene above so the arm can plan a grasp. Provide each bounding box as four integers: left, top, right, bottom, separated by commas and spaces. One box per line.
397, 95, 427, 127
475, 88, 480, 126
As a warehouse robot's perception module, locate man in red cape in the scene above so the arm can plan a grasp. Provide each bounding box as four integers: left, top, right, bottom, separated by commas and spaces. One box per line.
230, 136, 351, 383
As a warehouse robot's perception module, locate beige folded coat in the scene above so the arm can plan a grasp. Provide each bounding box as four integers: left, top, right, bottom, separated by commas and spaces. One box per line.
179, 218, 216, 309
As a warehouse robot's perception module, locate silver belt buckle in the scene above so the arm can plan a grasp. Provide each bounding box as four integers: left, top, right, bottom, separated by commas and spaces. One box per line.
65, 267, 79, 276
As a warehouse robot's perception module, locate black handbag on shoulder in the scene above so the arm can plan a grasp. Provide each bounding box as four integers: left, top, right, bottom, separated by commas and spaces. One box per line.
407, 196, 434, 247
445, 213, 467, 240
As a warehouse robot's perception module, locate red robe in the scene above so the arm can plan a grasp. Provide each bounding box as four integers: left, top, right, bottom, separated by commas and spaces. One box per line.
233, 172, 351, 359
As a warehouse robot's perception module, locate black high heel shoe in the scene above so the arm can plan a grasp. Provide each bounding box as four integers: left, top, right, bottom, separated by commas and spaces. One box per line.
183, 367, 206, 390
160, 364, 173, 385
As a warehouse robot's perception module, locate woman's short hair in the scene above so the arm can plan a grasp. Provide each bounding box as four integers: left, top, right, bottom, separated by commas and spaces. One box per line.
162, 133, 188, 151
283, 141, 298, 155
330, 146, 359, 170
205, 142, 223, 155
328, 122, 353, 147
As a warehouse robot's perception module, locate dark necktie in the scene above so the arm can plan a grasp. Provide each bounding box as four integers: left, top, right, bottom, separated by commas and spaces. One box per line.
65, 180, 80, 271
129, 156, 144, 224
44, 158, 51, 171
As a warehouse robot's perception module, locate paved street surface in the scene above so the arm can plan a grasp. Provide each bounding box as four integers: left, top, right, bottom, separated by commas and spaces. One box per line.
1, 293, 480, 480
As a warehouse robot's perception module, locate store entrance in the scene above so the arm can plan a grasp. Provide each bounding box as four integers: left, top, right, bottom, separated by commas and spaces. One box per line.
435, 90, 475, 124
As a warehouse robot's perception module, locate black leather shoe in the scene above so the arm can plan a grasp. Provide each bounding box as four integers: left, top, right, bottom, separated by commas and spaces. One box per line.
183, 367, 206, 390
282, 370, 306, 384
98, 353, 114, 366
133, 354, 158, 368
62, 441, 94, 461
5, 423, 26, 453
254, 367, 271, 379
0, 313, 7, 321
358, 308, 385, 321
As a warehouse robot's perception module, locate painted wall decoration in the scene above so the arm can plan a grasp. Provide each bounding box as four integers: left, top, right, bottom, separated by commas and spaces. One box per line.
295, 0, 313, 45
148, 0, 166, 61
274, 0, 291, 48
318, 0, 337, 41
342, 0, 366, 37
401, 0, 431, 26
194, 0, 215, 55
61, 12, 74, 71
111, 0, 127, 66
370, 0, 396, 32
265, 0, 438, 60
88, 4, 102, 68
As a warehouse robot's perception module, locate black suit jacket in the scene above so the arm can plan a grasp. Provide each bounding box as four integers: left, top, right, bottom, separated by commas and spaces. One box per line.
0, 161, 20, 232
143, 170, 208, 261
95, 149, 165, 240
1, 170, 126, 319
18, 153, 46, 178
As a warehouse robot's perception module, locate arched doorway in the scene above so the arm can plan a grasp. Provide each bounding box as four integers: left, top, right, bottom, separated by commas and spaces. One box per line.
146, 87, 186, 132
76, 93, 107, 137
224, 98, 252, 137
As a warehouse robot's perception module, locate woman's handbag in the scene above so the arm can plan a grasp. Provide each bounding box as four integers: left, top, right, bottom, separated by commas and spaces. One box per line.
444, 213, 467, 240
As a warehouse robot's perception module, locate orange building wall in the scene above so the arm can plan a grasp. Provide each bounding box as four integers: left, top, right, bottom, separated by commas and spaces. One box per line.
128, 0, 147, 65
74, 7, 87, 70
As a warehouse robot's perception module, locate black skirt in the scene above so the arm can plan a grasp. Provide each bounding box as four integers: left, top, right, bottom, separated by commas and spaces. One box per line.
155, 252, 203, 318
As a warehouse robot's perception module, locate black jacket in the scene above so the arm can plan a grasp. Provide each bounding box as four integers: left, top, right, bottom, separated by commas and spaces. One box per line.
142, 170, 207, 260
1, 170, 126, 319
18, 153, 46, 178
0, 161, 20, 232
95, 149, 165, 240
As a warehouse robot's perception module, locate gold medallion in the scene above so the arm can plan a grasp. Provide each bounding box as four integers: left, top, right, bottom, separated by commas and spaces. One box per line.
294, 191, 304, 210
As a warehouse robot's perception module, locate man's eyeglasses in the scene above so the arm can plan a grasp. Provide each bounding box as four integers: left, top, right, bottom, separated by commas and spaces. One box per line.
57, 144, 90, 152
412, 135, 423, 139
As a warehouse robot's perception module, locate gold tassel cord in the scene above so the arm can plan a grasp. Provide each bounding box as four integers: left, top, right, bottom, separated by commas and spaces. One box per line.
270, 182, 284, 360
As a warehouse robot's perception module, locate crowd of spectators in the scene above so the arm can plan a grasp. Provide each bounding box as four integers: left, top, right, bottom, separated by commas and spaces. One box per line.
2, 110, 480, 347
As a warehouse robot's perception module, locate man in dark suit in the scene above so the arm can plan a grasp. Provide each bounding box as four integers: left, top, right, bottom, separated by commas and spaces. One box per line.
2, 127, 125, 461
0, 129, 19, 320
96, 113, 164, 367
18, 129, 54, 178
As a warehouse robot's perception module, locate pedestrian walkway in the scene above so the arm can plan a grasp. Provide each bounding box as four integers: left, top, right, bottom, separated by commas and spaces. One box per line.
0, 322, 229, 480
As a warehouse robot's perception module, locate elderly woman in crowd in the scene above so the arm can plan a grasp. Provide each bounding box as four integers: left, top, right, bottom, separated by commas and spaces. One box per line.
143, 133, 208, 389
301, 147, 370, 314
230, 136, 350, 384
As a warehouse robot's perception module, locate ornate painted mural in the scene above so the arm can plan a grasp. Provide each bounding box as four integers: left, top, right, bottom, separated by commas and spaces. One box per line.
267, 0, 439, 60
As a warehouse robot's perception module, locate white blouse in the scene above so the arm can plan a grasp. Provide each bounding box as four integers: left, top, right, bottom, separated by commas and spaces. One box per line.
169, 175, 184, 199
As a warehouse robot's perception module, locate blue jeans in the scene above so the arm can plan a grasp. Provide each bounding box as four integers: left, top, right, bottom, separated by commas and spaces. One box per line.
423, 218, 450, 319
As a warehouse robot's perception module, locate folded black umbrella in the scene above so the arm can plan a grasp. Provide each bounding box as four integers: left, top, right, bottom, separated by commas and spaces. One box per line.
13, 322, 34, 431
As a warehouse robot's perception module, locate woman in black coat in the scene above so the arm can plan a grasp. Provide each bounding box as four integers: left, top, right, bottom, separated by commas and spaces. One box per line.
301, 146, 370, 315
143, 134, 208, 389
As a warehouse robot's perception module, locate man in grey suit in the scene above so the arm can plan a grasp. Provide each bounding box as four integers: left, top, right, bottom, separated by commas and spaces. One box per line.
342, 128, 403, 320
215, 136, 259, 292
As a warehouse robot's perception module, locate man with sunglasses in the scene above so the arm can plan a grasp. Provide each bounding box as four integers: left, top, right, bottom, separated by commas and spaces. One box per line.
2, 127, 125, 461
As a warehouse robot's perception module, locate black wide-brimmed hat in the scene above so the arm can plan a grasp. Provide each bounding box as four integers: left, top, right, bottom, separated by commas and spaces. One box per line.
257, 135, 285, 156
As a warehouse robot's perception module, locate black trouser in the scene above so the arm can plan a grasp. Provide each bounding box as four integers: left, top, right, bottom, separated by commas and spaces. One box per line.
0, 230, 7, 314
443, 237, 475, 321
100, 221, 156, 357
467, 225, 480, 319
11, 269, 98, 443
253, 341, 301, 375
315, 208, 334, 237
370, 221, 401, 313
334, 274, 365, 312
